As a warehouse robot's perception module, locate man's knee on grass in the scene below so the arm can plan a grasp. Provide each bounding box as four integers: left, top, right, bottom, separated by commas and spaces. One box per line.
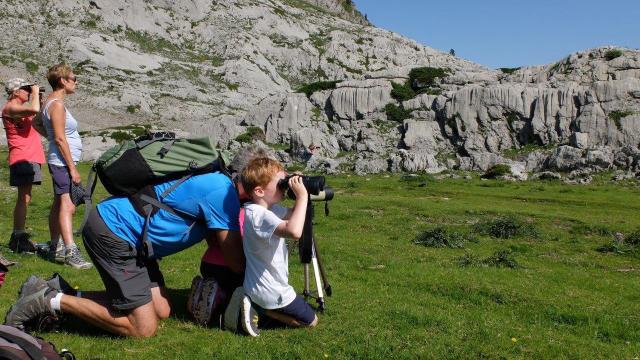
128, 306, 161, 338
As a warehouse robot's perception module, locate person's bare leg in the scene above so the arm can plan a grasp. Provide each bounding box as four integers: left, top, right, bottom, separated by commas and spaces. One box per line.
13, 184, 32, 231
60, 287, 170, 338
57, 194, 76, 246
49, 196, 61, 241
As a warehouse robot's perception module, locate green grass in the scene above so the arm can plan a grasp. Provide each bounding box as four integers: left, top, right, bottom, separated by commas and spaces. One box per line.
0, 154, 639, 358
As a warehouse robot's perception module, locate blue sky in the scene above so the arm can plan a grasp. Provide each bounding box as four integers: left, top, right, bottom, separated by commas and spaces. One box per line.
354, 0, 639, 69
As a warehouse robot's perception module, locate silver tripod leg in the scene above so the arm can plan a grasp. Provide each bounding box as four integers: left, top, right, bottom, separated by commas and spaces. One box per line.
303, 263, 310, 297
302, 243, 326, 311
311, 244, 325, 311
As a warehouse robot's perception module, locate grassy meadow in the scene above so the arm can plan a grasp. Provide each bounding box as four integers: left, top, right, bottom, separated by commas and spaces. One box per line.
0, 153, 639, 359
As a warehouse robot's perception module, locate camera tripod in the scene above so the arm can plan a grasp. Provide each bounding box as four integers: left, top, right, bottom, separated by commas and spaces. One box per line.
300, 191, 333, 312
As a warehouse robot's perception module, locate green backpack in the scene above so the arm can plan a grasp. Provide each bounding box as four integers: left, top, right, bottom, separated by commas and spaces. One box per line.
83, 132, 232, 258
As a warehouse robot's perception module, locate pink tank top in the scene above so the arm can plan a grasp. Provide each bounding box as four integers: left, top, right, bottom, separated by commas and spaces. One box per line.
201, 208, 245, 266
2, 106, 45, 165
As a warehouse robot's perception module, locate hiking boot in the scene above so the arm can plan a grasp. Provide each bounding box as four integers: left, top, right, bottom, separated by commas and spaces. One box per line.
8, 232, 37, 254
223, 287, 245, 332
5, 283, 57, 330
47, 273, 77, 296
240, 295, 260, 337
64, 246, 92, 270
0, 253, 17, 267
47, 240, 66, 264
18, 275, 48, 299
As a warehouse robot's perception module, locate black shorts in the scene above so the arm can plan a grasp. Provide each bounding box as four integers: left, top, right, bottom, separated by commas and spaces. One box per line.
82, 208, 165, 311
9, 162, 42, 186
48, 164, 71, 195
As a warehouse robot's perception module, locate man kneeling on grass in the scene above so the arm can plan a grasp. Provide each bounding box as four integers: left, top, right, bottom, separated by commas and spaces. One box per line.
4, 169, 243, 337
232, 157, 318, 337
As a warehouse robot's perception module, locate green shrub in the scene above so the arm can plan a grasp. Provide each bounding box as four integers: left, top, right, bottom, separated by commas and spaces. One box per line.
474, 216, 539, 239
502, 143, 555, 159
126, 105, 140, 114
598, 230, 640, 255
604, 49, 623, 61
110, 131, 134, 143
235, 126, 265, 143
409, 67, 449, 89
457, 249, 520, 269
297, 80, 340, 97
400, 173, 436, 187
384, 103, 411, 122
482, 250, 521, 268
25, 62, 38, 74
414, 227, 472, 248
482, 164, 512, 179
625, 231, 640, 246
390, 81, 415, 102
609, 110, 633, 130
499, 67, 520, 74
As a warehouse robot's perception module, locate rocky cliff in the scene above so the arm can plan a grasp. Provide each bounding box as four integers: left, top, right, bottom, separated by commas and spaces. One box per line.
1, 0, 638, 177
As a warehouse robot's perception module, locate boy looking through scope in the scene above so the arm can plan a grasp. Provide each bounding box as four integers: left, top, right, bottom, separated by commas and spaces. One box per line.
234, 157, 318, 337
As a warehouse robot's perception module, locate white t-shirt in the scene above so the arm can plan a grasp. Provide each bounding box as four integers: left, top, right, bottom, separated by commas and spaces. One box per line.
242, 203, 297, 309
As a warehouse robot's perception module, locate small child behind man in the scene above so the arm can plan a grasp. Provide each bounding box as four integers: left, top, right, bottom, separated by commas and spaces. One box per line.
238, 156, 318, 336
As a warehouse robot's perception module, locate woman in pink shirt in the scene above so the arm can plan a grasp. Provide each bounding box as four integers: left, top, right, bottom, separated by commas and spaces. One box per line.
1, 78, 46, 255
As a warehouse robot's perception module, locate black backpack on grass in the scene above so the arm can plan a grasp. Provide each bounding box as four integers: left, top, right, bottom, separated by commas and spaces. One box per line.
0, 325, 75, 359
82, 131, 232, 258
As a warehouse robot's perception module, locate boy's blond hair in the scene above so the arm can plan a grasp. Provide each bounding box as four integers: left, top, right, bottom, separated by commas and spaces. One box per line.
240, 157, 284, 194
47, 63, 73, 90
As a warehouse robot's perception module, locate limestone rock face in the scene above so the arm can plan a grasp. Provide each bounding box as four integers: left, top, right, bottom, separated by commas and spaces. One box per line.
1, 1, 638, 176
329, 80, 393, 121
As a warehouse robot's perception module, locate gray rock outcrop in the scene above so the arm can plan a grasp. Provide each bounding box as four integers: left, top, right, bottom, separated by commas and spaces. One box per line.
0, 1, 638, 177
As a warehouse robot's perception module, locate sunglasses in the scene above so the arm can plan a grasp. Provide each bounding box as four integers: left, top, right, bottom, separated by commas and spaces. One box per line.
66, 76, 77, 83
19, 86, 32, 93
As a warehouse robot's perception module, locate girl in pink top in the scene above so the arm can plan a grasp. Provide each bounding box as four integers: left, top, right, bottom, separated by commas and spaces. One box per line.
2, 78, 45, 254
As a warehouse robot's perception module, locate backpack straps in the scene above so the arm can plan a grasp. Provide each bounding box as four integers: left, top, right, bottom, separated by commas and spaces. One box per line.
138, 174, 199, 260
77, 164, 99, 236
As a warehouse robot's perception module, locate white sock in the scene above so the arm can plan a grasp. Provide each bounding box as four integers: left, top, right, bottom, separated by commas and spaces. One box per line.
13, 230, 27, 236
76, 291, 82, 298
50, 292, 64, 313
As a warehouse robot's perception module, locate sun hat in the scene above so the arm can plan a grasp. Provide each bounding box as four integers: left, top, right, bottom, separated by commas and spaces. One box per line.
4, 78, 33, 95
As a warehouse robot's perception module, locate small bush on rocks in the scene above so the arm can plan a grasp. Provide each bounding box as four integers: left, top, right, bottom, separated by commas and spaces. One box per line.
235, 126, 265, 143
297, 80, 340, 97
385, 103, 411, 122
482, 164, 512, 179
474, 216, 539, 239
604, 49, 623, 61
390, 81, 415, 102
409, 67, 449, 89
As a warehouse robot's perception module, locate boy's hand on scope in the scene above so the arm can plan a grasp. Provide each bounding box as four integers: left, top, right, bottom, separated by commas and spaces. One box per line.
289, 175, 308, 199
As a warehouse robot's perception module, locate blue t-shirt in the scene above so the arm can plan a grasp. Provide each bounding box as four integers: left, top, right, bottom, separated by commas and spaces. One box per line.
97, 172, 240, 259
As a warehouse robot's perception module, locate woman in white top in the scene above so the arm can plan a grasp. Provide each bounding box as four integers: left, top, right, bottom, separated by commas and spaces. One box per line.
42, 64, 91, 269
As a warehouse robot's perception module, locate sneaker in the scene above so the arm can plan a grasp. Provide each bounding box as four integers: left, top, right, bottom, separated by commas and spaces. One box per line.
223, 287, 245, 332
64, 246, 92, 270
8, 233, 37, 254
47, 273, 77, 296
5, 283, 57, 330
240, 295, 260, 337
0, 253, 17, 267
48, 240, 66, 264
